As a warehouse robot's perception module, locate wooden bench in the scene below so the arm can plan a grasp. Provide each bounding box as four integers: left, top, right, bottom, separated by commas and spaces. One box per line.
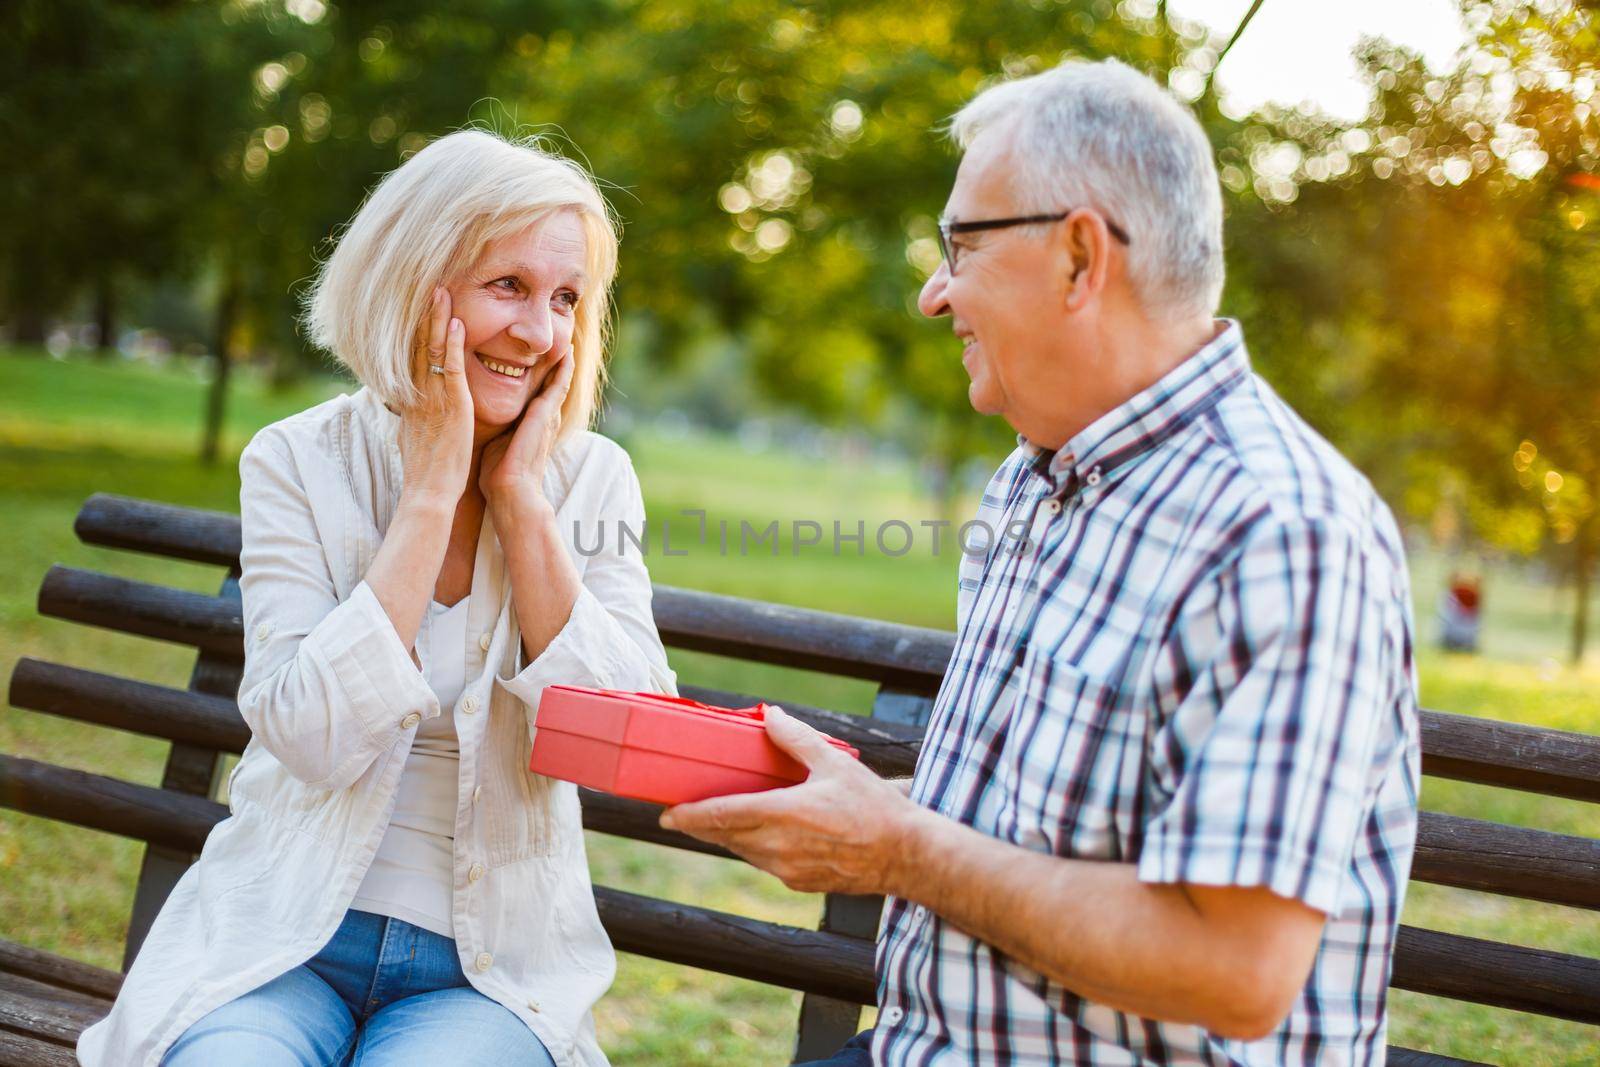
2, 493, 1598, 1066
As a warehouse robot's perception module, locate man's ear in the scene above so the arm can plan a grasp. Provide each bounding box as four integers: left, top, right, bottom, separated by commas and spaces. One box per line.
1060, 209, 1113, 312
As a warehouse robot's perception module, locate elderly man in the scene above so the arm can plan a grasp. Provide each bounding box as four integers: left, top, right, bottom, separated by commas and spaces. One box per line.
662, 58, 1419, 1065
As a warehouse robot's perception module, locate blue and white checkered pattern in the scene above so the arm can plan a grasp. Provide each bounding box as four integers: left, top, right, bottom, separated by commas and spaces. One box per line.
873, 322, 1421, 1065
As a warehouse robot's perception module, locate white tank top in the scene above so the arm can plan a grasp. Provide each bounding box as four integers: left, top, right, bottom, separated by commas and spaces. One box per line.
351, 597, 467, 938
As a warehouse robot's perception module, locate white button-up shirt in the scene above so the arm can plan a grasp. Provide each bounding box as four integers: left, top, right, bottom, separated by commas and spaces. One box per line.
77, 388, 677, 1067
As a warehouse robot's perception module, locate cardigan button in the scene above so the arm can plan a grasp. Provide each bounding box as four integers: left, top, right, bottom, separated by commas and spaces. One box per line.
528, 999, 541, 1013
400, 712, 421, 729
462, 695, 479, 715
469, 863, 485, 884
478, 632, 492, 652
255, 622, 272, 643
475, 952, 493, 972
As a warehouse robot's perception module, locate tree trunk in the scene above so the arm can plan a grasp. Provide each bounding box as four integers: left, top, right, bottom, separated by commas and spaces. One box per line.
7, 246, 50, 347
200, 267, 241, 466
1571, 527, 1594, 667
924, 419, 968, 530
269, 343, 305, 391
93, 274, 116, 357
11, 302, 47, 347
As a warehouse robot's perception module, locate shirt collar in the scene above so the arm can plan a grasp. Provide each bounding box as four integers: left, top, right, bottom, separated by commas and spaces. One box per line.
1019, 319, 1251, 497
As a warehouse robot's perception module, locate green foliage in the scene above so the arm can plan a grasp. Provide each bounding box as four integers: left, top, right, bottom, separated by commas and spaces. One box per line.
0, 1, 288, 340
2, 0, 1216, 471
1216, 1, 1600, 656
8, 1, 1600, 619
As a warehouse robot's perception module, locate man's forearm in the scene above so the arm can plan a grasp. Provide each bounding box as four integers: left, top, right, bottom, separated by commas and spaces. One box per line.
660, 714, 1323, 1040
886, 807, 1302, 1039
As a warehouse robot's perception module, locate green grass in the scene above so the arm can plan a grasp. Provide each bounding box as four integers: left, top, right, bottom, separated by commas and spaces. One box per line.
1, 347, 1596, 1064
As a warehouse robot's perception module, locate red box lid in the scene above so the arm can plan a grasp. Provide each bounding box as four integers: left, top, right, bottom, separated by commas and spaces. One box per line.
532, 685, 859, 799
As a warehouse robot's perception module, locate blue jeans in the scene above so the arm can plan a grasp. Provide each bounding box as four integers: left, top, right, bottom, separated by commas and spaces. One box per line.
793, 1028, 875, 1066
162, 908, 555, 1066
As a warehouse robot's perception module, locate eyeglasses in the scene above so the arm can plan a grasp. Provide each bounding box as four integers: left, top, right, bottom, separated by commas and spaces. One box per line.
936, 210, 1132, 275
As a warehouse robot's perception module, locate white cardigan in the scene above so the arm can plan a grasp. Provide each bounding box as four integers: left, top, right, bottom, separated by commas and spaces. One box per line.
77, 388, 678, 1067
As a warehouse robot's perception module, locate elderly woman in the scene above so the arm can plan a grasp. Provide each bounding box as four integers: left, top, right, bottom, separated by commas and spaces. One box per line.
76, 130, 677, 1067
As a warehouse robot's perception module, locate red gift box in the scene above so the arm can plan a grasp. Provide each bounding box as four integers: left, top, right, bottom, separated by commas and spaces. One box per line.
530, 685, 860, 806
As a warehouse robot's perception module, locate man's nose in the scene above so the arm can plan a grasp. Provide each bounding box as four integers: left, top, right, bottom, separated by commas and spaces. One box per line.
508, 304, 554, 354
917, 260, 952, 319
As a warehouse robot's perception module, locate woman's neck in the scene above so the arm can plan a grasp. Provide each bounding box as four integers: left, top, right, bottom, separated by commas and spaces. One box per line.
456, 446, 485, 507
473, 418, 506, 450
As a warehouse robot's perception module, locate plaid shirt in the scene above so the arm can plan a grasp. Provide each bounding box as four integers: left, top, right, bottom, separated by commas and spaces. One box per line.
873, 322, 1420, 1066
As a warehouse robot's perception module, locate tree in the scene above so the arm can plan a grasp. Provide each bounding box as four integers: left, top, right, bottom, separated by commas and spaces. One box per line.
1220, 0, 1600, 660
502, 0, 1200, 504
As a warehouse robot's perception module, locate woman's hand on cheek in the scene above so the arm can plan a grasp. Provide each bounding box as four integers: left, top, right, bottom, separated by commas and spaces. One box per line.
479, 344, 576, 515
398, 287, 476, 511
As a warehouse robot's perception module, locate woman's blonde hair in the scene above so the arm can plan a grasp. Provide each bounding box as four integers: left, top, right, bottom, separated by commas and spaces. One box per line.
303, 129, 619, 439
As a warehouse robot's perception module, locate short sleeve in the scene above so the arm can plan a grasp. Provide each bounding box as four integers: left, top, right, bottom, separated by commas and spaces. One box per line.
1137, 516, 1409, 914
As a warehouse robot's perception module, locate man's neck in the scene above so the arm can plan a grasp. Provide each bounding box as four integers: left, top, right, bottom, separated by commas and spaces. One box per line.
1020, 313, 1223, 452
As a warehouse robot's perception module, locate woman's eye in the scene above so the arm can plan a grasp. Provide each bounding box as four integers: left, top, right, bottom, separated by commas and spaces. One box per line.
557, 290, 580, 309
493, 277, 519, 292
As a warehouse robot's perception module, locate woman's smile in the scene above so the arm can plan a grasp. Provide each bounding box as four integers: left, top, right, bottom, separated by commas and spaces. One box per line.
467, 349, 544, 397
475, 352, 528, 378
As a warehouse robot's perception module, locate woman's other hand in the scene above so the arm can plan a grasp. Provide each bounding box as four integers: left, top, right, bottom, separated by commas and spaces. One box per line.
398, 287, 475, 510
478, 342, 574, 515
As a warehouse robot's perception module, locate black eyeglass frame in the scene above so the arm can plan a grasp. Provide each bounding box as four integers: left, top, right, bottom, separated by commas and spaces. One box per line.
937, 210, 1132, 273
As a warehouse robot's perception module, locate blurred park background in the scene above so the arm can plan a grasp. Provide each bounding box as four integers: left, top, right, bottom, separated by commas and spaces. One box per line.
3, 0, 1599, 1063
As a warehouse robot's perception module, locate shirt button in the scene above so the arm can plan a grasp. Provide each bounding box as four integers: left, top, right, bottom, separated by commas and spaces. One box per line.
478, 633, 492, 652
527, 999, 541, 1013
400, 712, 422, 729
472, 785, 483, 805
255, 622, 272, 642
883, 1005, 904, 1024
474, 952, 493, 972
469, 863, 485, 883
1086, 467, 1102, 486
914, 905, 927, 920
462, 695, 479, 715
1043, 499, 1061, 515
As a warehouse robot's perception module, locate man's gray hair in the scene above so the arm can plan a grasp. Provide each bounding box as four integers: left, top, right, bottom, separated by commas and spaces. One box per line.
950, 58, 1224, 321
